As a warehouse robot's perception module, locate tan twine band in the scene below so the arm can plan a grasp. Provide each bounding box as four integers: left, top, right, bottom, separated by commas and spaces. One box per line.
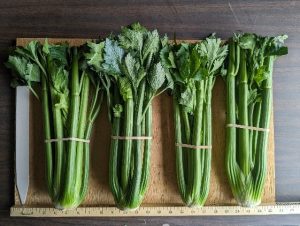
227, 124, 269, 132
45, 137, 90, 143
176, 143, 212, 150
111, 136, 153, 140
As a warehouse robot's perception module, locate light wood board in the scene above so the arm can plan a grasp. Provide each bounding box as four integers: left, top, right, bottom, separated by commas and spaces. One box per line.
12, 38, 275, 215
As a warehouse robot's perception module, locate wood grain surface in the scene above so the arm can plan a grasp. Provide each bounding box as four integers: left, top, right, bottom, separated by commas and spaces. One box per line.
0, 0, 300, 225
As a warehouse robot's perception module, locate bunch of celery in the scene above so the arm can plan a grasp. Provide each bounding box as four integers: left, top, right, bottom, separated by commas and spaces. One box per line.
6, 40, 102, 209
86, 23, 172, 210
225, 34, 288, 207
161, 36, 227, 206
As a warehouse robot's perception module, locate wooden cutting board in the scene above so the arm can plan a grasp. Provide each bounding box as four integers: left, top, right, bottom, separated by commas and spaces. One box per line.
13, 38, 275, 214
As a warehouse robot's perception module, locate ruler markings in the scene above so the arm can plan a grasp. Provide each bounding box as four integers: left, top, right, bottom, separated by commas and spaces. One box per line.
10, 203, 300, 217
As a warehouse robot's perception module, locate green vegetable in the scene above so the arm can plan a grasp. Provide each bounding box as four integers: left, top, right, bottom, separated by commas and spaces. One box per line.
6, 40, 103, 209
161, 36, 228, 206
86, 23, 171, 210
225, 33, 288, 207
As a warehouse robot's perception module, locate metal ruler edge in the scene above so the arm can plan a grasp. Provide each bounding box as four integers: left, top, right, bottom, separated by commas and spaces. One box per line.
10, 202, 300, 217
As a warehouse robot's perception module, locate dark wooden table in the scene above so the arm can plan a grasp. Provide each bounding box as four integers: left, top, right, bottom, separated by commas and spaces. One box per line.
0, 0, 300, 225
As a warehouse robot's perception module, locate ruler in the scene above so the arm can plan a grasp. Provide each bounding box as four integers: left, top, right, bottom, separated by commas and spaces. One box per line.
10, 202, 300, 217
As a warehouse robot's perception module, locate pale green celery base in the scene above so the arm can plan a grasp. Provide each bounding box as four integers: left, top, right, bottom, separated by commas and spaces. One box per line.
236, 197, 261, 207
185, 198, 206, 208
115, 199, 142, 211
118, 207, 139, 211
54, 202, 80, 211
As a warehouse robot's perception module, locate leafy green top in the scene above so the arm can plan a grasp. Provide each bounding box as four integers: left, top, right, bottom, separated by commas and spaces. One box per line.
104, 23, 170, 98
234, 33, 288, 106
84, 23, 172, 118
5, 41, 42, 95
5, 39, 71, 125
161, 35, 228, 113
43, 40, 70, 124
